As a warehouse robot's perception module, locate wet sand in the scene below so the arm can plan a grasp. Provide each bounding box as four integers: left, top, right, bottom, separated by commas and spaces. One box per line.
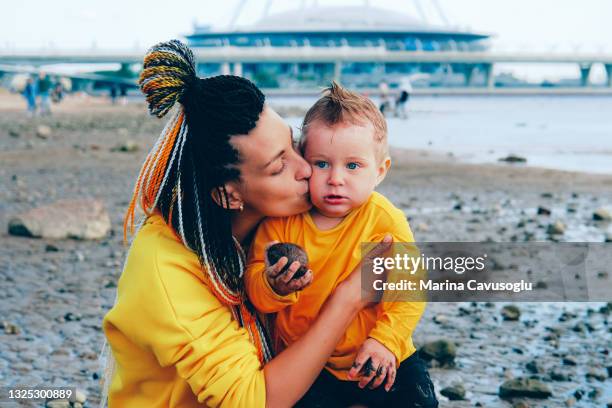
1, 92, 611, 407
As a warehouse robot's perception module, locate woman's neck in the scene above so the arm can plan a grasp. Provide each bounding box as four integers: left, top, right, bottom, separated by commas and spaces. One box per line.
231, 209, 264, 248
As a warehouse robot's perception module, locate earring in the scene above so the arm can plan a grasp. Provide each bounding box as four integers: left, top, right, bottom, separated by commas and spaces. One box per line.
239, 202, 244, 212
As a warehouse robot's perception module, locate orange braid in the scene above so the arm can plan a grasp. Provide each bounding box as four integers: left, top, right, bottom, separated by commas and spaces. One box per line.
122, 111, 184, 242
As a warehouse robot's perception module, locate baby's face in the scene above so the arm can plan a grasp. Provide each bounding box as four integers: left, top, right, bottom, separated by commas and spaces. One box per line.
303, 120, 386, 218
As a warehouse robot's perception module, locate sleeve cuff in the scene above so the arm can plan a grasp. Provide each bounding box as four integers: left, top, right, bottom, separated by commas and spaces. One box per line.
261, 268, 299, 305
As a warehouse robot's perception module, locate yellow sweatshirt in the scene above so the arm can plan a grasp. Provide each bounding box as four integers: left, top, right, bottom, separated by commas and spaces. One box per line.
102, 214, 266, 407
245, 192, 426, 380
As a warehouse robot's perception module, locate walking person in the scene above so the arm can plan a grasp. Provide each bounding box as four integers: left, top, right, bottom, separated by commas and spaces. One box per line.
378, 79, 392, 115
22, 77, 37, 117
395, 76, 412, 119
37, 71, 52, 116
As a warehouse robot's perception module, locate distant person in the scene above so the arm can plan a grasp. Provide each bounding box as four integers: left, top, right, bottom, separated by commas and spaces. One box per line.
37, 71, 52, 115
378, 79, 391, 115
22, 77, 37, 116
395, 77, 412, 119
378, 79, 392, 115
110, 85, 118, 105
51, 80, 64, 103
119, 84, 128, 105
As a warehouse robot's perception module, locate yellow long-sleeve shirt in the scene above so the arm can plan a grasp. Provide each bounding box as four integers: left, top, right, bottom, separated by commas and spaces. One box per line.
102, 214, 266, 407
245, 191, 426, 380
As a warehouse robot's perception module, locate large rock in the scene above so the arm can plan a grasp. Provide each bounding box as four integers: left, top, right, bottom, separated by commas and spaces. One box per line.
419, 339, 456, 366
499, 378, 552, 399
8, 199, 111, 239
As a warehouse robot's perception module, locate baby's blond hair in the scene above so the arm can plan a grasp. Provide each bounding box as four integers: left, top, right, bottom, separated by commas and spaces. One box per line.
300, 81, 388, 161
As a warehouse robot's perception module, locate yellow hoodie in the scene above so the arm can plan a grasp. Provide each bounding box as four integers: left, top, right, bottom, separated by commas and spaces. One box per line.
102, 214, 266, 407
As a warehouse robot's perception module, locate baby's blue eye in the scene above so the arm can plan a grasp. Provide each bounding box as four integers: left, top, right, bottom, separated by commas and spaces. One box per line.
315, 161, 329, 169
347, 162, 359, 170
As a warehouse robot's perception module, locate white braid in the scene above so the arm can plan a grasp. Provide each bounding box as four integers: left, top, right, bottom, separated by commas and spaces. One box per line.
192, 170, 237, 305
151, 113, 187, 210
175, 123, 190, 249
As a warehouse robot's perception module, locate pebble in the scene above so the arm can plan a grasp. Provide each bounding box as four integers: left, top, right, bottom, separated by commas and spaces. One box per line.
499, 378, 552, 399
593, 207, 611, 221
440, 383, 466, 400
547, 220, 566, 235
501, 305, 521, 321
418, 339, 457, 367
36, 125, 52, 139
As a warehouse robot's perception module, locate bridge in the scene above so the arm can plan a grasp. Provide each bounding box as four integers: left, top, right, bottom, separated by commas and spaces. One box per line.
2, 47, 611, 88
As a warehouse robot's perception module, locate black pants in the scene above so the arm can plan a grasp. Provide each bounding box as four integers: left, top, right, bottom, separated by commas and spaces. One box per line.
296, 352, 438, 408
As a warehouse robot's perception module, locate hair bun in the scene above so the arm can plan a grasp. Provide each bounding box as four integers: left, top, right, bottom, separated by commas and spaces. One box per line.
139, 39, 196, 118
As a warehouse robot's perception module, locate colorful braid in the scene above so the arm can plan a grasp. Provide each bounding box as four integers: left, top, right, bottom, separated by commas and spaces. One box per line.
122, 40, 271, 365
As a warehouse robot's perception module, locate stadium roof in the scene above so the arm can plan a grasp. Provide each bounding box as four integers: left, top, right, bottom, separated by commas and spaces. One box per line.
191, 5, 489, 38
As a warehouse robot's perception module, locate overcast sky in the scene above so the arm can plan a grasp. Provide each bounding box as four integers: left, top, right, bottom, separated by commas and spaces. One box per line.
3, 0, 611, 81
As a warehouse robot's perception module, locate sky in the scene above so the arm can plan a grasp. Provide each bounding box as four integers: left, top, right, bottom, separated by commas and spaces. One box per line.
2, 0, 612, 81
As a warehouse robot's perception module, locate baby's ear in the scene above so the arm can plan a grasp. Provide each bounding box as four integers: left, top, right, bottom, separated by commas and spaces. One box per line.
375, 156, 391, 186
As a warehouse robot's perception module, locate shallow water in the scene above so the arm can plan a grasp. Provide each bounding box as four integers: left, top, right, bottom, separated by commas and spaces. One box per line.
274, 95, 612, 175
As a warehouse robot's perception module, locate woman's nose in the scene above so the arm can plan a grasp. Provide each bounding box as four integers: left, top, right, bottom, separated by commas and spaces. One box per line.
294, 153, 312, 181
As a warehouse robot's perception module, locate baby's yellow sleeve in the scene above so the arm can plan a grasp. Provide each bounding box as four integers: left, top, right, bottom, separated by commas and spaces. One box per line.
367, 214, 427, 366
245, 218, 299, 313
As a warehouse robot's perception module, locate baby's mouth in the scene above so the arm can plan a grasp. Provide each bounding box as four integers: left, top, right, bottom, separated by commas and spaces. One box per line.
323, 194, 348, 204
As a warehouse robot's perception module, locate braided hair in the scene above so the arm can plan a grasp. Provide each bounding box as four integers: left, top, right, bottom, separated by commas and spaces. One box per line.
124, 39, 271, 363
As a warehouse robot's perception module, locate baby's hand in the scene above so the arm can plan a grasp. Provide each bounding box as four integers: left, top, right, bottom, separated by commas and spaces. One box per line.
264, 241, 313, 296
348, 338, 397, 391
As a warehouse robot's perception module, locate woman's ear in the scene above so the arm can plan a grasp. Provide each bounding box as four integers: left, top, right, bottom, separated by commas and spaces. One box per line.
375, 156, 392, 186
210, 182, 244, 211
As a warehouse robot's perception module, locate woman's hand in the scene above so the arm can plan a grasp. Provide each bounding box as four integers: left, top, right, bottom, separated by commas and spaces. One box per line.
337, 234, 393, 311
348, 338, 397, 391
264, 241, 313, 296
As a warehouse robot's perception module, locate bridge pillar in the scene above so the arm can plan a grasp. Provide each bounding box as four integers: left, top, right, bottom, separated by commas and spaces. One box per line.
464, 65, 476, 86
483, 63, 494, 88
221, 62, 231, 75
233, 62, 243, 77
605, 64, 612, 87
579, 63, 592, 87
333, 61, 342, 83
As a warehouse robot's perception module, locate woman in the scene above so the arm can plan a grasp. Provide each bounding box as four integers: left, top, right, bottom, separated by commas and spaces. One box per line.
101, 40, 392, 407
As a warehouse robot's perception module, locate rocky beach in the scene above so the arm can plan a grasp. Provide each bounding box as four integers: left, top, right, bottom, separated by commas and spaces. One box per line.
1, 90, 611, 407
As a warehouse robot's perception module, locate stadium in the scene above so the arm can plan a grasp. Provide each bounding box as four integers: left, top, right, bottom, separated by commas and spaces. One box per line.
186, 2, 491, 88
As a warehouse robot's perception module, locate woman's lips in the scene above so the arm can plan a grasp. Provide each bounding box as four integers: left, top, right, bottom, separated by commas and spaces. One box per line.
323, 195, 348, 205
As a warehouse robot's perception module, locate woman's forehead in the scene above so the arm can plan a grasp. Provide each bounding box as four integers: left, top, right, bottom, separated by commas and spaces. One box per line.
232, 106, 292, 166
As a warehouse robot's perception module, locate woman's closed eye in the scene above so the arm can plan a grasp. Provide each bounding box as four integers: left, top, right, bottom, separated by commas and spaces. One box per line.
272, 158, 287, 175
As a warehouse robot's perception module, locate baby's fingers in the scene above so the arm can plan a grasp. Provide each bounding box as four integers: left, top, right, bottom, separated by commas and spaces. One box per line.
288, 270, 313, 291
279, 261, 301, 284
384, 364, 397, 392
266, 257, 288, 279
369, 364, 388, 389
